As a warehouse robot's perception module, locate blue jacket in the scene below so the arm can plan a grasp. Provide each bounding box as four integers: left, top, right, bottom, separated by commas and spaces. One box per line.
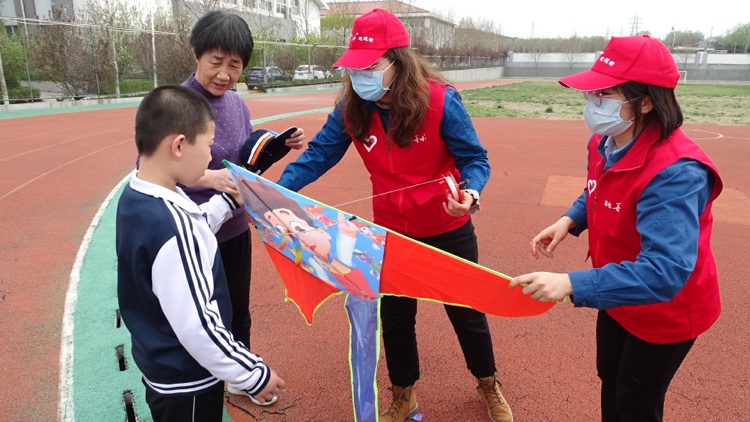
277, 87, 490, 194
565, 133, 714, 310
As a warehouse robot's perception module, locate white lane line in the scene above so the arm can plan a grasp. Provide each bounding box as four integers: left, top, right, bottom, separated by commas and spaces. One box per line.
0, 139, 131, 202
0, 127, 129, 162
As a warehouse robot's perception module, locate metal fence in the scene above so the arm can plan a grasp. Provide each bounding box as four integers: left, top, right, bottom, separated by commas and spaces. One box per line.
0, 19, 508, 105
0, 19, 353, 105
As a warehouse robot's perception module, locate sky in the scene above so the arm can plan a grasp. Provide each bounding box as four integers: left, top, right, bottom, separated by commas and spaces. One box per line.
412, 0, 744, 39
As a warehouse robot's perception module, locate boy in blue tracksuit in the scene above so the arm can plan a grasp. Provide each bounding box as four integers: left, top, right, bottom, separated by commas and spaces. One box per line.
116, 85, 285, 421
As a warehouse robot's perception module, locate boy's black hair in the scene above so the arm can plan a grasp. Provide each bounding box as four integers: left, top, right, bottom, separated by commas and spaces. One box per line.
190, 11, 254, 68
135, 85, 215, 156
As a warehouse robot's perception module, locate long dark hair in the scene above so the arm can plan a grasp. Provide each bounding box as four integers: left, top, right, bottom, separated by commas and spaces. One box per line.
338, 47, 447, 148
619, 82, 683, 141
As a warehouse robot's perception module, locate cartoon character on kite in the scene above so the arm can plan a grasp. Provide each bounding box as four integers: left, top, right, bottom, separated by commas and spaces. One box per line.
353, 249, 382, 278
240, 177, 378, 301
352, 221, 387, 250
305, 204, 337, 229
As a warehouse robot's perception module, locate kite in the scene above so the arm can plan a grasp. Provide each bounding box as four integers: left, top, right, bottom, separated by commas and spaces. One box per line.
225, 161, 553, 421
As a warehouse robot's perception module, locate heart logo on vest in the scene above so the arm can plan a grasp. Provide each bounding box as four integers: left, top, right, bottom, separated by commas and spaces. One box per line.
587, 179, 597, 194
364, 135, 378, 152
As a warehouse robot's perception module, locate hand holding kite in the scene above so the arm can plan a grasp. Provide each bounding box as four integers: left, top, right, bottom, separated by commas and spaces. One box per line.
510, 272, 573, 303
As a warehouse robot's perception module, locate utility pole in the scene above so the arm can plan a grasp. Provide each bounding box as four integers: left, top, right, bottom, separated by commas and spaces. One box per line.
0, 51, 9, 105
151, 13, 158, 88
18, 0, 34, 98
629, 14, 641, 36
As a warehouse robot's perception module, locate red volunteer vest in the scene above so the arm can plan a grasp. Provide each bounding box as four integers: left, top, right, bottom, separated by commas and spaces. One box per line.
585, 124, 723, 344
351, 81, 469, 237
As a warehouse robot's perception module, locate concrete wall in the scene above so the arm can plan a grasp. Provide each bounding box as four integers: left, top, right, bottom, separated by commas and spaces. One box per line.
506, 52, 750, 83
441, 67, 504, 82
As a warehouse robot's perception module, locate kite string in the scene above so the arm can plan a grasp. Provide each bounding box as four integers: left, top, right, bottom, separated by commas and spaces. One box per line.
333, 177, 444, 208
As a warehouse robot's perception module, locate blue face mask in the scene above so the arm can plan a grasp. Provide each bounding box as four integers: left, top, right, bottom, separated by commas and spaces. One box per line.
350, 61, 395, 101
583, 96, 634, 136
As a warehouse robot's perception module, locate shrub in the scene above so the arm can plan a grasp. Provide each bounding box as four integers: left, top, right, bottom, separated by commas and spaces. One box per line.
7, 86, 41, 104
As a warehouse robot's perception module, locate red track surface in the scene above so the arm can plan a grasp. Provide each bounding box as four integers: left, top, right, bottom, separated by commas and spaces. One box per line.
0, 82, 748, 421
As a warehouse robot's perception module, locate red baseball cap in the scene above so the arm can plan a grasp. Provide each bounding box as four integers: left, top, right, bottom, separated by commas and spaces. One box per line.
559, 35, 679, 90
333, 8, 410, 69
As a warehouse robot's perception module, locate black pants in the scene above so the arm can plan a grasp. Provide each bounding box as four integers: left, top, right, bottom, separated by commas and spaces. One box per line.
144, 379, 225, 422
219, 229, 252, 348
596, 310, 695, 422
381, 220, 497, 387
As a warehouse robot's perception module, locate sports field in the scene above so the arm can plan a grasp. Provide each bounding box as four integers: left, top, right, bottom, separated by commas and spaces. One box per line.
0, 81, 748, 421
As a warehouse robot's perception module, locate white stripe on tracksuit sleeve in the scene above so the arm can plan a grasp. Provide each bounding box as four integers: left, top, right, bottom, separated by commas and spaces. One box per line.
151, 200, 269, 395
201, 192, 240, 234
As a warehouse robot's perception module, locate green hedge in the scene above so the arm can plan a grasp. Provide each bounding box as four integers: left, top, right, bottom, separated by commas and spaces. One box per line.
6, 86, 41, 104
119, 79, 151, 94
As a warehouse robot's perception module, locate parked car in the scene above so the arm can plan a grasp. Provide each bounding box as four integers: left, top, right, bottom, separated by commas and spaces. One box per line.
245, 66, 292, 90
293, 64, 332, 81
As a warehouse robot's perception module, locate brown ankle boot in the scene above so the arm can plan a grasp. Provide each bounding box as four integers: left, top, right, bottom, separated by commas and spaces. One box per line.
476, 376, 513, 422
380, 385, 419, 422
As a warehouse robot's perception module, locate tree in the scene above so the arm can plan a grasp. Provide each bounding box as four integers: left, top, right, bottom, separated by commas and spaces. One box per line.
562, 35, 586, 70
667, 30, 705, 49
320, 5, 357, 46
178, 0, 225, 19
29, 4, 101, 97
0, 29, 28, 103
715, 23, 750, 53
131, 6, 194, 86
409, 7, 456, 57
295, 0, 320, 43
79, 0, 141, 96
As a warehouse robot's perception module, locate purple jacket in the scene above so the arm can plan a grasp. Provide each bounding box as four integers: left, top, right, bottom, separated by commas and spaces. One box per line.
182, 75, 253, 242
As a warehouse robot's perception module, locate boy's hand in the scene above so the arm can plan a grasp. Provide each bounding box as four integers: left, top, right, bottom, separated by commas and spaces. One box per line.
227, 186, 244, 207
252, 369, 285, 405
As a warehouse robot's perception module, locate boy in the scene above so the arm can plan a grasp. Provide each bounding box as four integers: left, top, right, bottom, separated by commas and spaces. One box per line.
116, 85, 284, 421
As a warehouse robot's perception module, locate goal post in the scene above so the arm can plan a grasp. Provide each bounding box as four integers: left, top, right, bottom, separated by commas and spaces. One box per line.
678, 70, 688, 84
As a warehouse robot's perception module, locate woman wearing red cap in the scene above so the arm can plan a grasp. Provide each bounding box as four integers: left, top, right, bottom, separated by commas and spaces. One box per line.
277, 8, 512, 422
511, 35, 723, 421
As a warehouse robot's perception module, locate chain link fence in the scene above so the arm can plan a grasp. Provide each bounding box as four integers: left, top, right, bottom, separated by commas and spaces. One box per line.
0, 18, 510, 105
0, 18, 353, 105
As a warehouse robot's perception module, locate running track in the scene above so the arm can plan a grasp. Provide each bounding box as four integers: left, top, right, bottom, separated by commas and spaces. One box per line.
0, 82, 748, 421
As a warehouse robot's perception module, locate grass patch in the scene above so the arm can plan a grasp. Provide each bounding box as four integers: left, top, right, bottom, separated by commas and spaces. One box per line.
461, 81, 750, 126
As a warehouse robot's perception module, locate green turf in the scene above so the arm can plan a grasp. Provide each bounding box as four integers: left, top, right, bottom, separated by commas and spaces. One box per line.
460, 81, 750, 126
71, 179, 234, 421
66, 108, 327, 420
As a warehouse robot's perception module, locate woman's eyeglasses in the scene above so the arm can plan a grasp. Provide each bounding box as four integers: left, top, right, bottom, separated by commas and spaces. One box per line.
344, 60, 391, 77
583, 90, 605, 107
583, 90, 643, 107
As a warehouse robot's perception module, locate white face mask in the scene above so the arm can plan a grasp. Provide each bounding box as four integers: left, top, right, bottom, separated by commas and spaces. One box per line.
583, 96, 634, 136
350, 61, 395, 101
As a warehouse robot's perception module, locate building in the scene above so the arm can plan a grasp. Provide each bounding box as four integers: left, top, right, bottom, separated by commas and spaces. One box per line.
2, 0, 76, 33
322, 0, 456, 49
174, 0, 329, 42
